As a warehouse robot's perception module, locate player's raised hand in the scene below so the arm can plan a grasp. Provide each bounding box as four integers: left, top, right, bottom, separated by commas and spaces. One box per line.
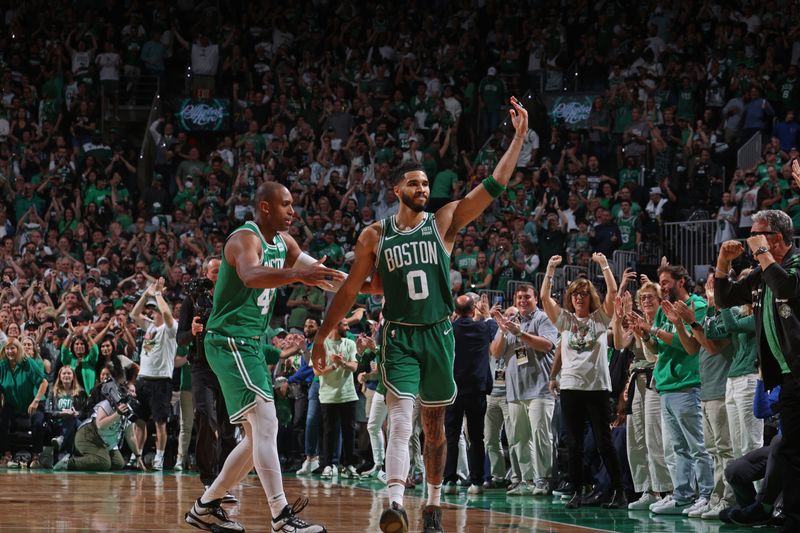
297, 255, 346, 290
509, 96, 528, 138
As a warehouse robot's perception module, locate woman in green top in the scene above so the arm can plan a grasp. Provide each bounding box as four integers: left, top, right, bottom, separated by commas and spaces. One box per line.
60, 328, 99, 392
0, 338, 49, 468
469, 252, 494, 290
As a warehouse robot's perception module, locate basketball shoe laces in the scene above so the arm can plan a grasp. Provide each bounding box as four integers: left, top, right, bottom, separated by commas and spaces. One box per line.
279, 497, 313, 527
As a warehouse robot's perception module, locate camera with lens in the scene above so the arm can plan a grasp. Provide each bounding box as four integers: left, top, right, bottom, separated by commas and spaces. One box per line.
101, 378, 139, 415
186, 277, 214, 324
185, 276, 214, 362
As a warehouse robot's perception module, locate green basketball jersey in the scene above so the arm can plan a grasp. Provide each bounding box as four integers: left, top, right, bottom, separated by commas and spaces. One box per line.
376, 212, 453, 325
207, 221, 287, 338
617, 215, 637, 251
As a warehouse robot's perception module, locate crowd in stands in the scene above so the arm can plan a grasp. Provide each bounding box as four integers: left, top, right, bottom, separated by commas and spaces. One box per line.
0, 0, 798, 528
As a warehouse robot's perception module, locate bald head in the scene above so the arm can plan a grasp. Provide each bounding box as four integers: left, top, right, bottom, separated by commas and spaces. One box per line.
255, 181, 289, 206
455, 295, 475, 316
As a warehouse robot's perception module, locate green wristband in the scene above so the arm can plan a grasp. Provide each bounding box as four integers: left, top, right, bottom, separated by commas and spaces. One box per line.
482, 176, 506, 198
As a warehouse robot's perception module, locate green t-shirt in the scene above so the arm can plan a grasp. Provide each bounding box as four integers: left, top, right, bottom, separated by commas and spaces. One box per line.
652, 294, 707, 393
455, 251, 478, 272
615, 214, 640, 251
0, 358, 46, 416
479, 77, 507, 112
319, 337, 358, 404
84, 185, 112, 207
60, 344, 99, 393
287, 285, 325, 329
316, 242, 344, 269
697, 310, 733, 401
719, 307, 759, 378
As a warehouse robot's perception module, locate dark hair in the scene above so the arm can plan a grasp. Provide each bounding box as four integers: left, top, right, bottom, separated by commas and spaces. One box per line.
454, 296, 475, 315
514, 283, 537, 298
657, 264, 690, 284
391, 161, 425, 186
69, 335, 90, 356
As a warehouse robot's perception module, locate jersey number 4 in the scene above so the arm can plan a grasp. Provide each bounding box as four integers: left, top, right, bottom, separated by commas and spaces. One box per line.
257, 289, 273, 315
406, 270, 429, 300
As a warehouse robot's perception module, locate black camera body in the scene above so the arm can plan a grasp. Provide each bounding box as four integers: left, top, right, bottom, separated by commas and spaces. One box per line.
185, 277, 214, 363
186, 277, 214, 323
100, 379, 139, 414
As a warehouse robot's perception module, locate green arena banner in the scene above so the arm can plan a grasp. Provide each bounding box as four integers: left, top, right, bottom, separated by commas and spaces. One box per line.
177, 99, 231, 131
548, 95, 595, 130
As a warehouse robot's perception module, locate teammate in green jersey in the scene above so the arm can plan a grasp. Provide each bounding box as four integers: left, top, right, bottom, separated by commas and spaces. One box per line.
186, 182, 344, 533
313, 97, 528, 533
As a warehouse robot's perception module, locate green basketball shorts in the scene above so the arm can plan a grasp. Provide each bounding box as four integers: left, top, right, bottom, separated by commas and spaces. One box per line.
205, 331, 274, 424
377, 319, 456, 407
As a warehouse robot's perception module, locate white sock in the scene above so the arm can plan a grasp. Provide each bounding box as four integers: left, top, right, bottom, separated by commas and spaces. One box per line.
155, 449, 164, 460
387, 483, 405, 507
246, 398, 289, 519
427, 483, 442, 507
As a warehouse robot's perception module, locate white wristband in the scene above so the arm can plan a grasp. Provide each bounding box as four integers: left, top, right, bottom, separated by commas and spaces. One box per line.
294, 252, 347, 292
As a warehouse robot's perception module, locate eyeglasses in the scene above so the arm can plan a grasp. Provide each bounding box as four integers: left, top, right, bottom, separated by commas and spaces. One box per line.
572, 291, 590, 299
639, 294, 658, 301
750, 231, 778, 236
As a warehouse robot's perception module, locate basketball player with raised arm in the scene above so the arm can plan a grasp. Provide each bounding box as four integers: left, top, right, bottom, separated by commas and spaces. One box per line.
185, 182, 346, 533
312, 97, 528, 533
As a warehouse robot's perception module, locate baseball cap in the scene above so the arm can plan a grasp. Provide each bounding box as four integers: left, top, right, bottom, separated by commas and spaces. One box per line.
649, 187, 662, 195
487, 67, 497, 76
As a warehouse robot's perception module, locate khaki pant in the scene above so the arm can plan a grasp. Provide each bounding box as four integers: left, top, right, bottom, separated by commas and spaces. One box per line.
726, 375, 764, 458
626, 374, 673, 492
69, 423, 125, 471
484, 395, 510, 481
703, 399, 735, 506
507, 397, 555, 482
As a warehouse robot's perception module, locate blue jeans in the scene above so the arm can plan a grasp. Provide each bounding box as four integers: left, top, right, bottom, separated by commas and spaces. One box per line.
660, 388, 715, 504
305, 380, 340, 460
305, 381, 321, 456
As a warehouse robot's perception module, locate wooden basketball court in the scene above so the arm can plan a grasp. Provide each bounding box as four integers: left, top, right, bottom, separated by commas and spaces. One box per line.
0, 470, 752, 532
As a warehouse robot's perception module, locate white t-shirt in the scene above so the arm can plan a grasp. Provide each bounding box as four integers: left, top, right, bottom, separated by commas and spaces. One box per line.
71, 50, 92, 75
556, 308, 612, 392
95, 52, 121, 81
191, 43, 219, 76
516, 129, 540, 167
138, 320, 178, 378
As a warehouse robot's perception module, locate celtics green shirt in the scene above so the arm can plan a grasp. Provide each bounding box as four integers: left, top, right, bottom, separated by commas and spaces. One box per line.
207, 221, 287, 338
652, 294, 707, 393
376, 212, 453, 325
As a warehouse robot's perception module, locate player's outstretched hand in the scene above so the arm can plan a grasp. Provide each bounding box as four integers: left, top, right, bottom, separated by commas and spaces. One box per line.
297, 256, 346, 290
509, 96, 528, 138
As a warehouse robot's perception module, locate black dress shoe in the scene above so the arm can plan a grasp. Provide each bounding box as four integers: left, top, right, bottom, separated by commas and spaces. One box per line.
601, 490, 627, 509
582, 489, 608, 506
565, 493, 582, 509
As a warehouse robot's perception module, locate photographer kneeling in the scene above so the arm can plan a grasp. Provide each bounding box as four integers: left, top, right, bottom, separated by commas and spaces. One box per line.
54, 380, 140, 471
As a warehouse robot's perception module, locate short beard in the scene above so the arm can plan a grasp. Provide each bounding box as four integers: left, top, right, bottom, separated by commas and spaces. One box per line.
668, 286, 680, 303
401, 191, 428, 213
